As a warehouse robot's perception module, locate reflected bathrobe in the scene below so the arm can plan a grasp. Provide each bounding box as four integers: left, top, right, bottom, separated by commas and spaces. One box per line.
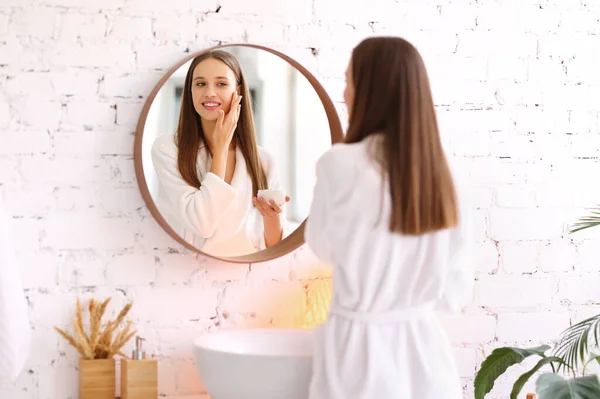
151, 133, 290, 257
305, 138, 473, 399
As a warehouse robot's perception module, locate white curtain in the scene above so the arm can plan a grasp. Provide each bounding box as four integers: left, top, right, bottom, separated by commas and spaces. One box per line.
0, 195, 31, 382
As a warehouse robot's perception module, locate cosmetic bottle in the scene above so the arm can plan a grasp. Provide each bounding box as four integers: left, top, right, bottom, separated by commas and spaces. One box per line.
121, 336, 158, 399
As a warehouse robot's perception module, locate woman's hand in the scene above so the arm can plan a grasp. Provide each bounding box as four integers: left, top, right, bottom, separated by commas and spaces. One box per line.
252, 196, 291, 220
253, 196, 291, 248
211, 92, 242, 155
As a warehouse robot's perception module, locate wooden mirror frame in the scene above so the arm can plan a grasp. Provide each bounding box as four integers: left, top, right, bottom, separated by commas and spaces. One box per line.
134, 43, 344, 264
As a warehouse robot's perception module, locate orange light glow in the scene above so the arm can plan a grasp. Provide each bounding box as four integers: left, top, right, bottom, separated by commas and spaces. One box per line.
300, 278, 332, 329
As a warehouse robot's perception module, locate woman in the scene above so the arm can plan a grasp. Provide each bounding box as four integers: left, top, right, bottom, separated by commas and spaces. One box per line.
152, 50, 290, 256
305, 37, 473, 398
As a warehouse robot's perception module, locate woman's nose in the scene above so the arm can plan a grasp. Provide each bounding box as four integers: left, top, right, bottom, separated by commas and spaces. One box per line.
204, 85, 217, 97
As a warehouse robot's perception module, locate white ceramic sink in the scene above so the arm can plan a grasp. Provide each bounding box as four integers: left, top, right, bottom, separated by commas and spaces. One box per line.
193, 328, 315, 399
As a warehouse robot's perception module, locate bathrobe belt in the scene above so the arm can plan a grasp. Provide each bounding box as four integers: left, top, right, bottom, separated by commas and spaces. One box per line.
328, 301, 435, 324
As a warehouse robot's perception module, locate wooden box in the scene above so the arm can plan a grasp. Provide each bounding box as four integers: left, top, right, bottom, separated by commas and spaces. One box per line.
120, 358, 158, 399
78, 358, 116, 399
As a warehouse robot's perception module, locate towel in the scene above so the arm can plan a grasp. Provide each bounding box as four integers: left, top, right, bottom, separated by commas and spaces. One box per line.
0, 195, 31, 382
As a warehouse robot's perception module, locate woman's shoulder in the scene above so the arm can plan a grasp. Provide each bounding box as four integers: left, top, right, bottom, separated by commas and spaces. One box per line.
152, 133, 177, 154
318, 140, 371, 170
257, 145, 276, 169
257, 145, 273, 160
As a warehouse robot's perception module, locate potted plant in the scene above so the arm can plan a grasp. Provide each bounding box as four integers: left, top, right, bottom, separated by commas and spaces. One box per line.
54, 297, 136, 399
474, 206, 600, 399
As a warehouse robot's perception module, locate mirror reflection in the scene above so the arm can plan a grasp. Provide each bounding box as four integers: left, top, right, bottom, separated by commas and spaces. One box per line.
141, 46, 331, 257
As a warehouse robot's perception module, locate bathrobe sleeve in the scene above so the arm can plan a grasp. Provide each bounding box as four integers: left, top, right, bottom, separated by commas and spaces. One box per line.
151, 134, 238, 239
0, 195, 31, 382
249, 149, 293, 250
435, 179, 474, 313
304, 150, 335, 263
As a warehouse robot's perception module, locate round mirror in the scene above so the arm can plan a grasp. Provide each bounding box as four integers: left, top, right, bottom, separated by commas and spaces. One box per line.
134, 44, 343, 263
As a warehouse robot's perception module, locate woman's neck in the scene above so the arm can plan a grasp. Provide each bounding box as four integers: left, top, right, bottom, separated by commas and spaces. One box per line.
201, 118, 216, 146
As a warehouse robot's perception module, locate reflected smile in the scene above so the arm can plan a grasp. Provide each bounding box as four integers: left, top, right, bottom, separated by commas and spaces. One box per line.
202, 101, 221, 111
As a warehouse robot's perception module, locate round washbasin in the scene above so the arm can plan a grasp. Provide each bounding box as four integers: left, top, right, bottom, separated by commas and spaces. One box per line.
193, 328, 315, 399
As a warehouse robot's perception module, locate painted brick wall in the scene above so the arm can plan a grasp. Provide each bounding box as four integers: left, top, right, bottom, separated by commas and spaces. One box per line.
1, 0, 599, 398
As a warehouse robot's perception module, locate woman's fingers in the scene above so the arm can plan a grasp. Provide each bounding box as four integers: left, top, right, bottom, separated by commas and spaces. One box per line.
259, 198, 275, 213
233, 103, 241, 129
226, 93, 242, 135
234, 95, 242, 123
223, 93, 236, 124
253, 197, 269, 213
269, 199, 282, 213
253, 197, 282, 216
216, 109, 225, 128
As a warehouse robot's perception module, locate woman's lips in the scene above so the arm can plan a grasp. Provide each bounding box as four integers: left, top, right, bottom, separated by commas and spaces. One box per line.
202, 101, 221, 111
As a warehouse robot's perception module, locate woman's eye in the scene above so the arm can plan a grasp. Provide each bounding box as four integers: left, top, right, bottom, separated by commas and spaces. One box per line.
195, 82, 227, 87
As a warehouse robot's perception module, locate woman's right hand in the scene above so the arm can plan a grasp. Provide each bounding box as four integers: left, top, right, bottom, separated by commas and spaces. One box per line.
211, 92, 242, 155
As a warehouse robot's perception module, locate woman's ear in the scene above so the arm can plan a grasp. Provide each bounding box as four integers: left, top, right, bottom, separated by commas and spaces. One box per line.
237, 85, 241, 95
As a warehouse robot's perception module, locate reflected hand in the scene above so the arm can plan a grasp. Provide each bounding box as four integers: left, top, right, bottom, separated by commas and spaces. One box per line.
253, 196, 291, 220
211, 92, 242, 154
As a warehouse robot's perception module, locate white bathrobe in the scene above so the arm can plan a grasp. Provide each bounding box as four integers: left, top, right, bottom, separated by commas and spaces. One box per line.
305, 137, 473, 399
151, 133, 290, 256
0, 195, 31, 383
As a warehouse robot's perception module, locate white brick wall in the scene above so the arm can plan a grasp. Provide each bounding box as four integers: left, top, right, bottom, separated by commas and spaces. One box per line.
1, 0, 599, 398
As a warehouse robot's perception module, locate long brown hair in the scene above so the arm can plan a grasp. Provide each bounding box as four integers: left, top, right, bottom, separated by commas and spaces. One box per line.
345, 37, 458, 235
176, 49, 268, 196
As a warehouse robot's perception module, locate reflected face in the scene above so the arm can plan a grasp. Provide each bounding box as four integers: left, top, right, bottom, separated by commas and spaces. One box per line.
191, 58, 240, 121
343, 61, 354, 116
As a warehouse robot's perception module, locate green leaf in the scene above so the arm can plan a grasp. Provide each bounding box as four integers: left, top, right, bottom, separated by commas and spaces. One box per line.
511, 357, 565, 399
536, 374, 600, 399
554, 314, 600, 373
570, 206, 600, 234
474, 345, 550, 399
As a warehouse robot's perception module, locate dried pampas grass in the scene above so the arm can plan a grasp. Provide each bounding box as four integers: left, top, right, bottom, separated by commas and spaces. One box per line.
54, 297, 136, 360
